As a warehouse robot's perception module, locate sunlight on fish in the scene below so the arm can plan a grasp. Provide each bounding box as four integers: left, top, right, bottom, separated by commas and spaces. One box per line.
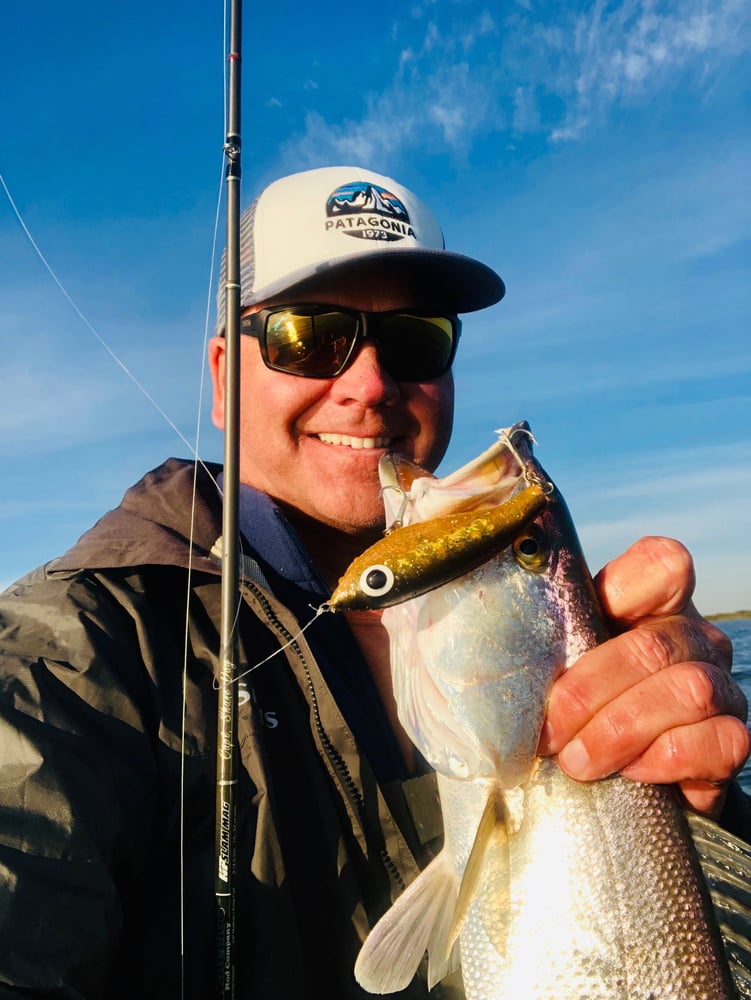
350, 422, 751, 1000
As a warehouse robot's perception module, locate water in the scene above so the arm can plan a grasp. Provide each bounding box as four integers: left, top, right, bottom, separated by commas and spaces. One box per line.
716, 618, 751, 795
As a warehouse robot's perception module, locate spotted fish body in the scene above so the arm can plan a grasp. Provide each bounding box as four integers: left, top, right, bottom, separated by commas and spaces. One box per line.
351, 425, 745, 1000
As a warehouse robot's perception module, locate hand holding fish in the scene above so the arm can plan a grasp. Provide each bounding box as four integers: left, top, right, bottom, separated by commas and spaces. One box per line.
347, 427, 751, 998
540, 535, 751, 819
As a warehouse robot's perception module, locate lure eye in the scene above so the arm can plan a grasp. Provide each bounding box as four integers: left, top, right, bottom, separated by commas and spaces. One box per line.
513, 526, 550, 571
359, 564, 395, 599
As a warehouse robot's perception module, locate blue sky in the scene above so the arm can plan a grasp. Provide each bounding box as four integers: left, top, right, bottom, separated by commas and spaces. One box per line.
1, 0, 749, 613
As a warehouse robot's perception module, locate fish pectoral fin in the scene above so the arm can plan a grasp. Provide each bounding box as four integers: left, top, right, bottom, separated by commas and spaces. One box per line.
687, 811, 751, 997
354, 849, 458, 994
449, 784, 511, 956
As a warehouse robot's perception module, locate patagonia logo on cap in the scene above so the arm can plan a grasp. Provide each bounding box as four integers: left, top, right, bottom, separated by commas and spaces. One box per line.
325, 181, 416, 242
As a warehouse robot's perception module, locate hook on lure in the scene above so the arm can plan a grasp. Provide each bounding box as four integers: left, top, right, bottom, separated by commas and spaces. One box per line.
496, 425, 554, 497
380, 484, 412, 533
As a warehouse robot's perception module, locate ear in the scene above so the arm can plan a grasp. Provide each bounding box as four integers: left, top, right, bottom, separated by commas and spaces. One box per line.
208, 336, 226, 430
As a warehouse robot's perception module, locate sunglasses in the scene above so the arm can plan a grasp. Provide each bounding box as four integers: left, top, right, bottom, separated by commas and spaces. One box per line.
240, 305, 461, 381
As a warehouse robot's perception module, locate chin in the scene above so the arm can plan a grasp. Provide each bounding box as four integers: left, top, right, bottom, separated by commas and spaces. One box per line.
330, 506, 386, 537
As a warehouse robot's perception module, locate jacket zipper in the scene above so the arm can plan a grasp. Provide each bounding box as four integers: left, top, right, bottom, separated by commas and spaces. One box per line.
243, 580, 406, 892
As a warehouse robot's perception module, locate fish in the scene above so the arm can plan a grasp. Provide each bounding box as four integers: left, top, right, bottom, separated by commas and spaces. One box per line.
332, 423, 751, 999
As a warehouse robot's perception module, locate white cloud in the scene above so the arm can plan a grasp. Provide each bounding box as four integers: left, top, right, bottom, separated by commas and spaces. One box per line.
423, 21, 440, 52
548, 0, 750, 140
288, 109, 409, 169
459, 10, 496, 51
280, 9, 504, 166
279, 0, 749, 164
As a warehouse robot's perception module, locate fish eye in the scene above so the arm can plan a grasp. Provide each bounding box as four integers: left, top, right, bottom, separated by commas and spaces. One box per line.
359, 564, 396, 598
513, 526, 550, 571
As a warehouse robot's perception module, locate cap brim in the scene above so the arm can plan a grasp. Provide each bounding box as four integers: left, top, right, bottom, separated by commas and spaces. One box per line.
245, 248, 505, 314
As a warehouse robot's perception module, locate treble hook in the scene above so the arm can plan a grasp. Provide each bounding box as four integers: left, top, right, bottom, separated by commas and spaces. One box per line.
497, 426, 554, 496
379, 484, 412, 533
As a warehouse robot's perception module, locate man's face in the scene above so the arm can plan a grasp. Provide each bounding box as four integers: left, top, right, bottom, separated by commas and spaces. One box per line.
208, 297, 455, 538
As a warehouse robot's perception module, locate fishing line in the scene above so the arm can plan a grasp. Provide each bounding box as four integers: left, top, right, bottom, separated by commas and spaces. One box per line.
180, 3, 239, 991
1, 163, 228, 995
5, 3, 241, 994
1, 163, 225, 995
0, 171, 221, 492
211, 605, 331, 689
210, 476, 421, 687
179, 152, 227, 994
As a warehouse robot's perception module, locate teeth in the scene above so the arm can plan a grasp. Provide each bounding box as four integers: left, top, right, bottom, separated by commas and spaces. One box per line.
318, 433, 391, 449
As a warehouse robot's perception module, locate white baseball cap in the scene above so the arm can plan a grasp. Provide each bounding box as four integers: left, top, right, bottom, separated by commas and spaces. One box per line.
216, 165, 505, 332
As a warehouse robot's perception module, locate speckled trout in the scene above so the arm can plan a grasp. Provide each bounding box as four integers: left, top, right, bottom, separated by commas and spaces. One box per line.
331, 424, 751, 999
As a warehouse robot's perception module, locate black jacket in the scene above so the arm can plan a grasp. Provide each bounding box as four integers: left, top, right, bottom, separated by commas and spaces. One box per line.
0, 459, 456, 999
1, 459, 748, 998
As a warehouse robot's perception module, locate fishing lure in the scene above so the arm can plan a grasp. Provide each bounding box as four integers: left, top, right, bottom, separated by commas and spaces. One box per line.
328, 480, 549, 611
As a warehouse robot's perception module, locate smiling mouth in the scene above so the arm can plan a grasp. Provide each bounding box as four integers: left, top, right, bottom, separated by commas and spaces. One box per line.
317, 433, 392, 450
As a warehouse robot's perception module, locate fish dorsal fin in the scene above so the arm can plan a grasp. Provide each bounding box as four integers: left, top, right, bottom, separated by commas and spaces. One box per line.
354, 850, 459, 994
688, 811, 751, 997
449, 784, 511, 955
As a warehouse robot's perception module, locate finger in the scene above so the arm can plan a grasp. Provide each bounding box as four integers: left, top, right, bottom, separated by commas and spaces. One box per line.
554, 661, 748, 781
540, 619, 737, 755
675, 782, 728, 820
620, 717, 751, 819
620, 716, 751, 786
594, 536, 696, 624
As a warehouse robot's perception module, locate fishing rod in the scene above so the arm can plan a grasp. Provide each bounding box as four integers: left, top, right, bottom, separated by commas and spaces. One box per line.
215, 0, 242, 996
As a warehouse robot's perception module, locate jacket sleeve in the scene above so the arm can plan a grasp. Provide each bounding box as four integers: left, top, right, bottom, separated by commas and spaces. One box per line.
0, 567, 161, 998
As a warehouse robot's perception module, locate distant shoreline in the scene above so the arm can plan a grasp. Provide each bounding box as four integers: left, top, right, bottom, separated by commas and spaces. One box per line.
707, 611, 751, 621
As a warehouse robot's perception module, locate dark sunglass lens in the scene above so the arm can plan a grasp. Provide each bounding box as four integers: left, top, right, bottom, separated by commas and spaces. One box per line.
378, 315, 455, 380
265, 309, 358, 376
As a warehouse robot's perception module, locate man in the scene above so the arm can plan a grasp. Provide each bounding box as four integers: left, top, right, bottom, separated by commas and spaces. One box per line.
0, 166, 748, 999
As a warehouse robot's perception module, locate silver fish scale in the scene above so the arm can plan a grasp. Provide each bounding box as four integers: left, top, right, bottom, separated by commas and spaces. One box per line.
355, 435, 742, 1000
439, 762, 735, 999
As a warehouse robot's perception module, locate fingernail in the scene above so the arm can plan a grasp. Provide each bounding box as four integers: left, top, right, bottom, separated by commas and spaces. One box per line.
538, 719, 556, 755
558, 738, 592, 779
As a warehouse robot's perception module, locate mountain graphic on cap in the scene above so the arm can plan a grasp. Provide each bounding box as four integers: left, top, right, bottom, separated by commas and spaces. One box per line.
328, 184, 408, 219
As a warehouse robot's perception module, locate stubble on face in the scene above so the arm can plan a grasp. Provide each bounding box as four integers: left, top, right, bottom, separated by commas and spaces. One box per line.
209, 326, 454, 575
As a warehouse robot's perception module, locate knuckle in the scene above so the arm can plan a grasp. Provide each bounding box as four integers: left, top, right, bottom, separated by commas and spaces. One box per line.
663, 719, 750, 783
669, 663, 718, 718
636, 536, 695, 598
600, 709, 634, 749
618, 625, 676, 674
706, 664, 747, 721
554, 674, 595, 721
734, 681, 749, 724
723, 719, 751, 776
644, 535, 693, 575
619, 616, 732, 678
701, 620, 734, 670
660, 537, 694, 576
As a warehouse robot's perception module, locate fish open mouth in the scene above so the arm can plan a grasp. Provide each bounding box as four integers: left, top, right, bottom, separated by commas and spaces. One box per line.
328, 423, 552, 612
379, 421, 543, 529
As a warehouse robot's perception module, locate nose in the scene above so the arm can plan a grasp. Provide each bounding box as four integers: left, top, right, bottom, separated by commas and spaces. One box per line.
330, 341, 400, 406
